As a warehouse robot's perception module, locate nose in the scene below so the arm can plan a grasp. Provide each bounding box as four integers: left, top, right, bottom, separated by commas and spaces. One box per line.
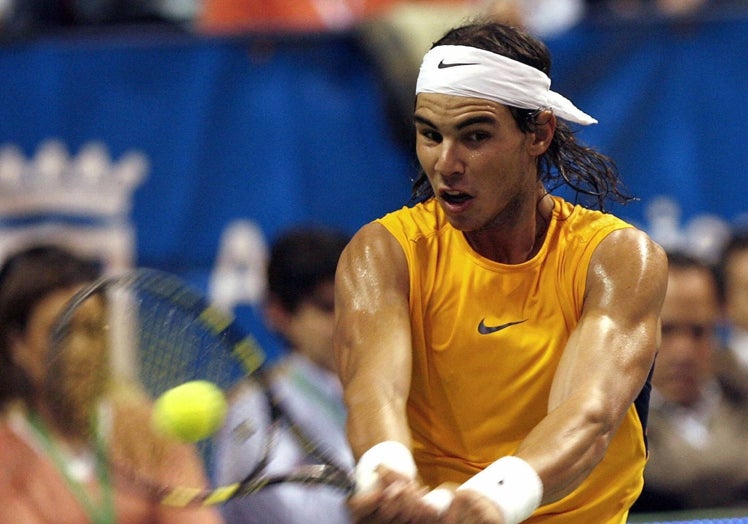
661, 324, 711, 361
665, 331, 698, 360
434, 140, 464, 179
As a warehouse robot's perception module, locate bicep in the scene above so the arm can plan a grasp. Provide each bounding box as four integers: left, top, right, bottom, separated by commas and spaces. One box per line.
549, 228, 667, 417
334, 222, 413, 455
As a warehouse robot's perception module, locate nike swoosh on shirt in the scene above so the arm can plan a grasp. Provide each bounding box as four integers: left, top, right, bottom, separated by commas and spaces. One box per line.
437, 59, 479, 69
477, 319, 527, 335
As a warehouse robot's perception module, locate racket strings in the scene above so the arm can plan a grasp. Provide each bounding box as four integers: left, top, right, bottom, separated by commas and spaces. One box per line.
122, 279, 246, 478
134, 290, 239, 394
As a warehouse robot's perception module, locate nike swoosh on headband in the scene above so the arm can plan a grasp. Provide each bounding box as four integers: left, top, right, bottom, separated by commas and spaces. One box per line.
477, 319, 528, 335
437, 59, 479, 69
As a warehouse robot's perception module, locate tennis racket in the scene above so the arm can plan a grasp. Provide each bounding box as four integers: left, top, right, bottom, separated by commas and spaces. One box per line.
46, 267, 355, 507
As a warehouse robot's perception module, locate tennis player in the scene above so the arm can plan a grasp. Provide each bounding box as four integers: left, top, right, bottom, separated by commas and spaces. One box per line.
334, 20, 667, 524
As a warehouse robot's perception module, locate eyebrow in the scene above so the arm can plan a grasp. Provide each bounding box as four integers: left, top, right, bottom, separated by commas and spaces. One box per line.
413, 114, 498, 131
414, 115, 435, 128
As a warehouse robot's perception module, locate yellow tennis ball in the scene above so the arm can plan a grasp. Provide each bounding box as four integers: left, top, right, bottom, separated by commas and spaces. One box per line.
152, 380, 227, 443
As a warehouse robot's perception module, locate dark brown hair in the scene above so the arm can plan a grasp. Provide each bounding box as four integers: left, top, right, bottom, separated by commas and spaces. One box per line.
267, 226, 350, 313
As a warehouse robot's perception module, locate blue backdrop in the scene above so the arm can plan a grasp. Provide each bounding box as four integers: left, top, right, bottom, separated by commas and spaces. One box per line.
546, 14, 747, 228
0, 13, 746, 359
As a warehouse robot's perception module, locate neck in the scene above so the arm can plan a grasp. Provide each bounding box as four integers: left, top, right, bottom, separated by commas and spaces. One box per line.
32, 400, 92, 447
465, 191, 553, 264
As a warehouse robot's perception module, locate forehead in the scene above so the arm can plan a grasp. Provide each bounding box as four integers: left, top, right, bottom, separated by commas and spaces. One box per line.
662, 267, 719, 320
311, 280, 334, 299
31, 287, 81, 322
414, 93, 514, 124
726, 249, 748, 279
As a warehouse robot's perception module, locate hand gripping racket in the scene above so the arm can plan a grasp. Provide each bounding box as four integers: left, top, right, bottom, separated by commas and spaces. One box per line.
47, 267, 355, 507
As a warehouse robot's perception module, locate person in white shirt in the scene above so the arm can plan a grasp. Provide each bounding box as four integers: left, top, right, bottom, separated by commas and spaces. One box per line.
216, 226, 354, 524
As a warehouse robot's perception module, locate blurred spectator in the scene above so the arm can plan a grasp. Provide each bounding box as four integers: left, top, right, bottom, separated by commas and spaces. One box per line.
197, 0, 397, 33
717, 228, 748, 384
631, 251, 748, 512
486, 0, 585, 37
0, 0, 190, 40
216, 225, 354, 524
197, 0, 581, 36
0, 244, 222, 523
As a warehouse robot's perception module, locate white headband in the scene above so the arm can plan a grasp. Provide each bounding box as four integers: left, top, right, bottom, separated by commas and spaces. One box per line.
415, 45, 597, 126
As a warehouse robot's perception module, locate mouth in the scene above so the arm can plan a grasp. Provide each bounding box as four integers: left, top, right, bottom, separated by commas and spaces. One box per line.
439, 189, 473, 206
662, 368, 698, 389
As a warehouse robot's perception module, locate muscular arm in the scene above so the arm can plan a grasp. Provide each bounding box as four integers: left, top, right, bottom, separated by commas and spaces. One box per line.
333, 222, 413, 460
514, 227, 667, 504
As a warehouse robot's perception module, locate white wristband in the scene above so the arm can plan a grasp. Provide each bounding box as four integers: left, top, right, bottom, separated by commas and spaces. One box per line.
457, 456, 543, 524
354, 441, 416, 494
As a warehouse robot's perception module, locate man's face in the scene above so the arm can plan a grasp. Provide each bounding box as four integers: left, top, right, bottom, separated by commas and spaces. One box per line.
283, 280, 336, 372
414, 93, 539, 233
12, 285, 109, 433
12, 287, 84, 386
45, 292, 109, 413
725, 248, 748, 330
653, 266, 720, 407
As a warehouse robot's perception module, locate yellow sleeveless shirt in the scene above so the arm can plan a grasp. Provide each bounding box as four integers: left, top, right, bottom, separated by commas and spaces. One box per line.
377, 196, 646, 524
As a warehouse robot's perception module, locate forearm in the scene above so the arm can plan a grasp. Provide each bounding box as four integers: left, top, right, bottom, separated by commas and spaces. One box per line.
513, 395, 616, 504
336, 313, 413, 459
337, 326, 420, 499
340, 355, 418, 495
344, 375, 412, 460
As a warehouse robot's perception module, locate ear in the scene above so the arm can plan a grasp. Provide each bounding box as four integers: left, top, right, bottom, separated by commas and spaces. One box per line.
263, 296, 292, 334
527, 109, 556, 156
8, 329, 30, 368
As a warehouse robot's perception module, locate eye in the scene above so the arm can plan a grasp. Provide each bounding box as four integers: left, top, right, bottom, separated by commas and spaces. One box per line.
661, 323, 713, 340
309, 297, 335, 314
72, 318, 108, 339
689, 325, 709, 340
464, 130, 491, 144
418, 128, 442, 143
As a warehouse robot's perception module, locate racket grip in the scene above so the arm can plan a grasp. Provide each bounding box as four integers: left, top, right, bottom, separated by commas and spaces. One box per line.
422, 487, 454, 514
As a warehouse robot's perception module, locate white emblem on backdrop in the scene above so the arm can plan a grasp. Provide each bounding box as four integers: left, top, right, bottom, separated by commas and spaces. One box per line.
643, 196, 732, 265
209, 219, 269, 313
0, 138, 148, 272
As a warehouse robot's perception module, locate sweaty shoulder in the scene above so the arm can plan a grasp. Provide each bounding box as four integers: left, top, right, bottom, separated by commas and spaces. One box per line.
553, 194, 665, 269
591, 225, 667, 277
583, 212, 668, 311
338, 218, 409, 295
555, 197, 665, 263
